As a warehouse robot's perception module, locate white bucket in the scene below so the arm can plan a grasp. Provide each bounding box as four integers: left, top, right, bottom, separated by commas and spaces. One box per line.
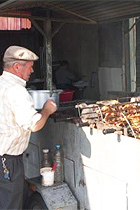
40, 167, 54, 186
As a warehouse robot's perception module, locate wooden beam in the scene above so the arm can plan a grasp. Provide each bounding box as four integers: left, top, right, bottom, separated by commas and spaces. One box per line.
45, 2, 96, 24
52, 22, 65, 38
50, 17, 95, 25
29, 18, 46, 39
0, 12, 96, 24
0, 0, 18, 9
0, 1, 96, 24
44, 19, 52, 91
129, 18, 136, 92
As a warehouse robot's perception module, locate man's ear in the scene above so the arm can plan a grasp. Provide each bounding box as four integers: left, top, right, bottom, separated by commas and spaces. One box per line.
13, 62, 19, 71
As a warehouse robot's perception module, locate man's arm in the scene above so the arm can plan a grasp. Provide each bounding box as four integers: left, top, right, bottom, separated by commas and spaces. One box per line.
31, 100, 57, 132
66, 70, 76, 81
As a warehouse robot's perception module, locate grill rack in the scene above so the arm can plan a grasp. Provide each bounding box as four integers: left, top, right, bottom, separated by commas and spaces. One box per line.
52, 97, 140, 139
76, 98, 140, 139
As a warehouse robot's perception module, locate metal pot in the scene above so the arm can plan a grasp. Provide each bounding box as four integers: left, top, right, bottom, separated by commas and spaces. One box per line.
28, 89, 62, 110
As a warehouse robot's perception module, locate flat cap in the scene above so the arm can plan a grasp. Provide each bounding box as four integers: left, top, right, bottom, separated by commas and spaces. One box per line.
3, 45, 39, 62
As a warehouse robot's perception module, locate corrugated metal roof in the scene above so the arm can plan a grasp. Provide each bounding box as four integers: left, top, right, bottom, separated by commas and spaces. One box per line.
0, 1, 140, 24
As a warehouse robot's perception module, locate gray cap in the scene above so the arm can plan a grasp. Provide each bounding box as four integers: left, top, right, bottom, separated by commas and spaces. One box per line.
3, 45, 39, 62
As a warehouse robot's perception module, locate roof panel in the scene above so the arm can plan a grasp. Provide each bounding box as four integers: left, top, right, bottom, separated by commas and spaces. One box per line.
0, 1, 140, 24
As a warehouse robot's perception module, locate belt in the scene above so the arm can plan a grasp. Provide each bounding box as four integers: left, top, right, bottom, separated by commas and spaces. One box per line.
0, 154, 23, 159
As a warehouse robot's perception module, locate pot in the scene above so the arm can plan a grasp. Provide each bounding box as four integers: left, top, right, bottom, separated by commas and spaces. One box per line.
28, 89, 62, 110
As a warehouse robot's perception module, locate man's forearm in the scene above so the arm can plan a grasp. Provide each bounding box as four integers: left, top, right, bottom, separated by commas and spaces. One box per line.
31, 110, 50, 132
31, 100, 57, 132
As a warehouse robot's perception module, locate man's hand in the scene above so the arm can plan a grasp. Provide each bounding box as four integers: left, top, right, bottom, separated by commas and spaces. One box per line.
43, 100, 58, 115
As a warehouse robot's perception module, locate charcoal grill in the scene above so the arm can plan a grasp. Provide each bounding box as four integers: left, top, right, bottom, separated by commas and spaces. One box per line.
51, 96, 140, 140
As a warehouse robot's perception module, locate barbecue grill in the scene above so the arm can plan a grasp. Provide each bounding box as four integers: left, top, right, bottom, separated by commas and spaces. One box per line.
52, 96, 140, 140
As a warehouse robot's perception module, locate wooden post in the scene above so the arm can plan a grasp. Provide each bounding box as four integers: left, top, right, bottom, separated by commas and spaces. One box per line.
122, 20, 126, 91
129, 18, 136, 92
44, 19, 52, 91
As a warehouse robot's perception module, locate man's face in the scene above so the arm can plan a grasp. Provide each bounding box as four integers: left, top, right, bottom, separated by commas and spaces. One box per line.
16, 61, 34, 81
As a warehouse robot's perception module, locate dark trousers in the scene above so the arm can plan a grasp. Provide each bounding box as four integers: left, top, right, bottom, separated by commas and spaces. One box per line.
0, 154, 24, 210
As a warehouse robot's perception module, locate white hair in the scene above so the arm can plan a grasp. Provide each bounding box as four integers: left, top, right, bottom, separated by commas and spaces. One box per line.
3, 60, 28, 68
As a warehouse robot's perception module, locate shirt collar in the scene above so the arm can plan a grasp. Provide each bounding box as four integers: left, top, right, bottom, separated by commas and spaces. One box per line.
3, 71, 26, 87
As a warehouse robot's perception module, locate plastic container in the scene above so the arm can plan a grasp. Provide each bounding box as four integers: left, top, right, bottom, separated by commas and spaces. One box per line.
59, 90, 75, 102
53, 144, 64, 183
40, 167, 54, 186
41, 149, 51, 168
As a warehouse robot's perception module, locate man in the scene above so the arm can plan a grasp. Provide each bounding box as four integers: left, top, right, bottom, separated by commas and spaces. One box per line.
54, 60, 76, 90
0, 45, 57, 209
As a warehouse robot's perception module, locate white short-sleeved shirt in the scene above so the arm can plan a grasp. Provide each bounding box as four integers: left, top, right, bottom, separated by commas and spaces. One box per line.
0, 71, 41, 155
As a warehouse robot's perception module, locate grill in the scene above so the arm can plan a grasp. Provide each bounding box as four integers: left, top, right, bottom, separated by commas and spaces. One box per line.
52, 99, 95, 125
52, 97, 140, 139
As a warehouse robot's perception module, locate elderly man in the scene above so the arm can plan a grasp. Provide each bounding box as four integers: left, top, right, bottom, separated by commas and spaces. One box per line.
0, 45, 57, 209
